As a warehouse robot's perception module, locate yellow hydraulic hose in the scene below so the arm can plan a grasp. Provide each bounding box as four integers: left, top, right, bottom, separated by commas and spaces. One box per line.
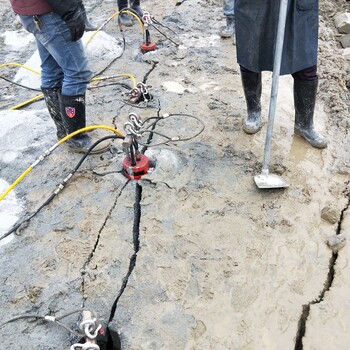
85, 10, 144, 45
121, 10, 144, 33
8, 73, 136, 110
91, 74, 137, 88
9, 93, 44, 110
0, 64, 43, 110
0, 63, 40, 75
0, 125, 124, 202
57, 125, 124, 145
3, 11, 142, 110
86, 11, 119, 45
117, 74, 137, 88
0, 168, 33, 202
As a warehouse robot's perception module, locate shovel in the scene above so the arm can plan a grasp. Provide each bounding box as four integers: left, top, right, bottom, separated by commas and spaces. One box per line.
254, 0, 289, 189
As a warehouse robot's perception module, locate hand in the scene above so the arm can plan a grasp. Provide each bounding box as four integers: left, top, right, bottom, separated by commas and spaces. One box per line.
62, 7, 85, 42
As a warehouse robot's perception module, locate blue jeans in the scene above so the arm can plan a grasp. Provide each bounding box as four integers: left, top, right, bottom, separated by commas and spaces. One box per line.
19, 13, 92, 96
223, 0, 235, 17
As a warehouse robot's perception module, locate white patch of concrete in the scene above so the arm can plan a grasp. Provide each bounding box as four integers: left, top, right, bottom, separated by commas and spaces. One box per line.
162, 81, 185, 94
0, 29, 34, 48
0, 179, 23, 246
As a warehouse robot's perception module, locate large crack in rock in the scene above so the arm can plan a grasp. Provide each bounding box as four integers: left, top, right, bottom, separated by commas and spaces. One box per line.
295, 196, 350, 349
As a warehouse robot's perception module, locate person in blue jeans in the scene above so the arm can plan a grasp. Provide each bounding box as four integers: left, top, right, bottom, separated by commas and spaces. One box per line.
220, 0, 235, 38
8, 0, 109, 154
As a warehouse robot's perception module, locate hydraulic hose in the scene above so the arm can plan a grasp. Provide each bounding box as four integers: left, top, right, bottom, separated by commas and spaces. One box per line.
0, 63, 40, 75
0, 134, 124, 241
85, 10, 144, 46
8, 73, 136, 110
91, 73, 136, 88
0, 126, 124, 202
9, 93, 44, 110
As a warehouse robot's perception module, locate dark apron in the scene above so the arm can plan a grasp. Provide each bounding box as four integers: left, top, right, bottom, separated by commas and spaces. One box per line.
235, 0, 318, 75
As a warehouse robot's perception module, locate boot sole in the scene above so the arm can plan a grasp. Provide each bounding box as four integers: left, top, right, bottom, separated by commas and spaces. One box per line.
220, 33, 234, 38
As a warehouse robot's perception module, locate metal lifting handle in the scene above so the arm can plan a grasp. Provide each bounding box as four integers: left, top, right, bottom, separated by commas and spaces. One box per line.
261, 0, 289, 174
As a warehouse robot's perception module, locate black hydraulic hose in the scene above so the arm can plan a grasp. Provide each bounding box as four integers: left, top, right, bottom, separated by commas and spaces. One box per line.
0, 135, 125, 242
151, 18, 178, 36
138, 113, 205, 147
88, 82, 131, 91
145, 29, 151, 45
129, 145, 136, 166
119, 7, 144, 22
133, 138, 139, 154
0, 76, 41, 91
149, 23, 180, 47
92, 37, 126, 78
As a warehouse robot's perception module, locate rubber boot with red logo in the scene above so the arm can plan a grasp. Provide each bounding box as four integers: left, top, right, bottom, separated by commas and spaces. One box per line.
60, 94, 110, 154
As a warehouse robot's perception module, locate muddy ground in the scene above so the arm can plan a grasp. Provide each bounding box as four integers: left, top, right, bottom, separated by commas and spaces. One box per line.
0, 0, 350, 349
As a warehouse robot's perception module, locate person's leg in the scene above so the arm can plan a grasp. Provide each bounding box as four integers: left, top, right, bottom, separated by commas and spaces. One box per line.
131, 0, 143, 17
292, 66, 327, 149
19, 16, 66, 139
240, 66, 262, 134
118, 0, 133, 26
76, 0, 98, 31
20, 13, 91, 96
220, 0, 235, 38
20, 13, 109, 153
223, 0, 234, 17
42, 86, 67, 140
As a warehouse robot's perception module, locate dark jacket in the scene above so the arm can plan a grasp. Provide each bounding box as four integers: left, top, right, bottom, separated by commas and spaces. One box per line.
235, 0, 319, 75
9, 0, 78, 17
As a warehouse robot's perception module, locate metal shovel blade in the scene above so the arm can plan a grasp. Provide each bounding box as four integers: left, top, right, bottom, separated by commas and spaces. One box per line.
254, 169, 289, 189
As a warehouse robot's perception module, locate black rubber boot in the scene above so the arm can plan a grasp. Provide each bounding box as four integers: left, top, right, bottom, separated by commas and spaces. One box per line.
118, 0, 133, 26
220, 15, 235, 38
241, 69, 262, 134
41, 87, 67, 140
77, 0, 98, 31
60, 94, 110, 154
294, 79, 327, 149
131, 0, 143, 17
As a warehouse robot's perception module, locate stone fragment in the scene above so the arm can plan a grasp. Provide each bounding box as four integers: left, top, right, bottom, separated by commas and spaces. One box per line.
334, 12, 350, 34
339, 33, 350, 48
326, 234, 346, 253
321, 202, 340, 224
334, 13, 350, 34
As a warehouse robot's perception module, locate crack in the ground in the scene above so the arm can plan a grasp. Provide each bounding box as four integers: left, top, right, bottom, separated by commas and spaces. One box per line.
142, 177, 174, 189
108, 182, 142, 323
294, 197, 350, 350
175, 0, 187, 6
80, 180, 129, 307
107, 92, 161, 324
106, 71, 161, 322
142, 61, 158, 84
81, 62, 159, 328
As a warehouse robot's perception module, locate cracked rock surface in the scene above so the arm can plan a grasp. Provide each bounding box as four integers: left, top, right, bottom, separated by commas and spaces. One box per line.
0, 0, 350, 349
